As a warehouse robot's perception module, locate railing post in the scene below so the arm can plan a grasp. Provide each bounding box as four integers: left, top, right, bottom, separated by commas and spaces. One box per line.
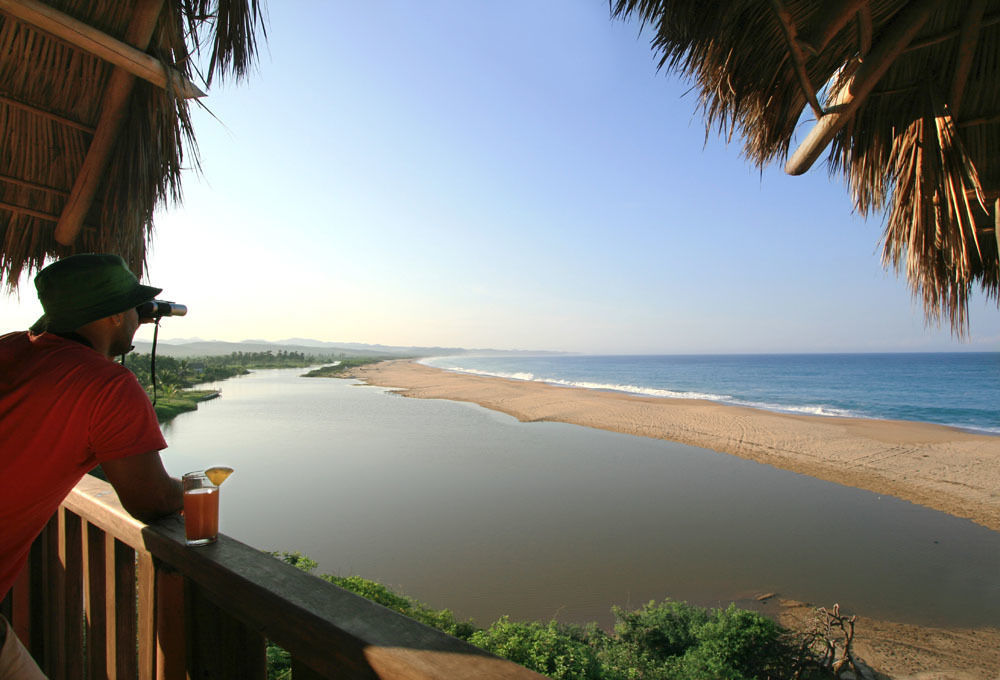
28, 534, 45, 666
291, 659, 328, 680
60, 509, 85, 680
184, 580, 266, 679
156, 567, 185, 680
84, 522, 108, 680
8, 559, 32, 649
42, 513, 64, 678
137, 552, 157, 680
108, 538, 137, 679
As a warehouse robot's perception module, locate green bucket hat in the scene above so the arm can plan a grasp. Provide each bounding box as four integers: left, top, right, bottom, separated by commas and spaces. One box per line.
30, 254, 162, 334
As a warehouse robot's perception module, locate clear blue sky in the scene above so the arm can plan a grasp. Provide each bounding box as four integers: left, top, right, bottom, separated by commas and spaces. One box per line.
3, 2, 998, 353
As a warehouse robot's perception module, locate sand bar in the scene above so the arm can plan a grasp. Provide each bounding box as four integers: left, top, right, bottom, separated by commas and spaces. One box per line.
347, 360, 1000, 533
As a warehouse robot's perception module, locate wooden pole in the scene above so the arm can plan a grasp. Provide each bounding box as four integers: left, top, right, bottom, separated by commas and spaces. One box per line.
948, 0, 985, 120
0, 0, 204, 99
771, 0, 824, 120
904, 11, 1000, 53
857, 3, 872, 56
53, 0, 166, 246
785, 0, 942, 176
797, 0, 868, 55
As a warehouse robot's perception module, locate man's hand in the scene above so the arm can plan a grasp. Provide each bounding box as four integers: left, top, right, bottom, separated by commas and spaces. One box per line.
100, 451, 183, 523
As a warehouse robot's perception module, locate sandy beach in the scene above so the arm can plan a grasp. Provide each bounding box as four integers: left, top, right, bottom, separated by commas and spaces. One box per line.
345, 360, 1000, 678
350, 361, 1000, 531
347, 360, 1000, 533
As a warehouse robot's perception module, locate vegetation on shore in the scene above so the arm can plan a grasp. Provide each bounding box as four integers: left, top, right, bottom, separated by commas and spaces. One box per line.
301, 356, 389, 377
265, 552, 854, 680
124, 351, 379, 422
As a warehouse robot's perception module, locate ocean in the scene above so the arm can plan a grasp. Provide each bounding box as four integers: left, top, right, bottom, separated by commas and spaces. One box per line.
421, 353, 1000, 434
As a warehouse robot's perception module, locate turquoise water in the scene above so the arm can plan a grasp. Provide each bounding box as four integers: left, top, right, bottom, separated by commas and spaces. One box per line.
161, 367, 1000, 630
422, 353, 1000, 434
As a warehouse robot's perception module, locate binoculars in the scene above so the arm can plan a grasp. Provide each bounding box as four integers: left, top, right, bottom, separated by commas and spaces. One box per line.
137, 300, 187, 320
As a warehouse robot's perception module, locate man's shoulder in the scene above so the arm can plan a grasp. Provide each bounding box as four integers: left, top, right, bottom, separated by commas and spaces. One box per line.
0, 330, 29, 346
2, 332, 131, 382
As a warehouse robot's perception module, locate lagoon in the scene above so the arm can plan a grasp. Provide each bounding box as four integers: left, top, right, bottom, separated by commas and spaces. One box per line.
161, 367, 1000, 629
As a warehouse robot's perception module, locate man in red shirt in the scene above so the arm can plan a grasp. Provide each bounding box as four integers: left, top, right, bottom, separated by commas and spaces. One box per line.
0, 254, 183, 676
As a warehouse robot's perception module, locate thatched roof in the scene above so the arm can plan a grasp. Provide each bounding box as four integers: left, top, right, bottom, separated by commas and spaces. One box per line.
0, 0, 263, 288
613, 0, 1000, 333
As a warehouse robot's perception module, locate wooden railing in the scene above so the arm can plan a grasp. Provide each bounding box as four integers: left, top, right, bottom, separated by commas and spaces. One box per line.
0, 475, 543, 679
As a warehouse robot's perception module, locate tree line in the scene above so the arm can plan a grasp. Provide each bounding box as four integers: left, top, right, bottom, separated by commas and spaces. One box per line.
124, 350, 338, 392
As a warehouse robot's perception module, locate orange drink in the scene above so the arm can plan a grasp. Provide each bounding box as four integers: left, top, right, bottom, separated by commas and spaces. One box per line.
182, 471, 220, 545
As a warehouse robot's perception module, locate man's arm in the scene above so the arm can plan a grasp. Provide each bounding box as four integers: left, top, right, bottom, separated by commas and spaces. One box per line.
100, 451, 183, 523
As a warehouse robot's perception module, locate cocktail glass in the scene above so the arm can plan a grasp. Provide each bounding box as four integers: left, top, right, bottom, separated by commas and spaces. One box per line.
182, 471, 219, 546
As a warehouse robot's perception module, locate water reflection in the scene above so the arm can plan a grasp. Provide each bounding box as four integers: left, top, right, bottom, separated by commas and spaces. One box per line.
161, 367, 1000, 629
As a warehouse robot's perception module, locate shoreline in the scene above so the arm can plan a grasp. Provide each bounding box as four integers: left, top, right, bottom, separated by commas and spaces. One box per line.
342, 359, 1000, 677
346, 360, 1000, 534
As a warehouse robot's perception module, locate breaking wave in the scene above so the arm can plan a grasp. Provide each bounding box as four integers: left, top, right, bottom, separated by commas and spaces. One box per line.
418, 360, 861, 419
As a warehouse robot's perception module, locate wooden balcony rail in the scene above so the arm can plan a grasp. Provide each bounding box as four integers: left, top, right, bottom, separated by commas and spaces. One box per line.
0, 475, 544, 680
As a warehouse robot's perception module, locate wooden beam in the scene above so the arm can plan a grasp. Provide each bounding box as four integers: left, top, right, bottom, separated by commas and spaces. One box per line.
0, 173, 70, 197
949, 0, 985, 120
0, 198, 59, 221
0, 93, 95, 134
904, 11, 1000, 53
771, 0, 824, 119
857, 3, 873, 56
797, 0, 868, 56
53, 0, 165, 246
0, 0, 204, 99
785, 0, 942, 176
957, 111, 1000, 128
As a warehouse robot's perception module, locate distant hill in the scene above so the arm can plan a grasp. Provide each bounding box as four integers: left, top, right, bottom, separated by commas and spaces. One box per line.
131, 338, 566, 359
131, 340, 400, 358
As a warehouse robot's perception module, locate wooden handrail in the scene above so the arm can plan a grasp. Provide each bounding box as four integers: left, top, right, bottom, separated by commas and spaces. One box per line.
5, 475, 543, 679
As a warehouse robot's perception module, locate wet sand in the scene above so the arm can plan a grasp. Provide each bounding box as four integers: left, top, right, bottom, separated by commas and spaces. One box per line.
346, 360, 1000, 533
343, 360, 1000, 678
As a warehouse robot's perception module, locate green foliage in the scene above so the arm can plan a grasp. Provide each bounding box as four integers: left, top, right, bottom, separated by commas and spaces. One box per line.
123, 351, 376, 423
613, 600, 710, 660
320, 574, 477, 640
595, 601, 802, 680
301, 356, 388, 377
469, 617, 601, 680
681, 605, 791, 680
270, 550, 319, 574
149, 390, 218, 422
265, 645, 291, 680
125, 350, 329, 393
261, 550, 819, 680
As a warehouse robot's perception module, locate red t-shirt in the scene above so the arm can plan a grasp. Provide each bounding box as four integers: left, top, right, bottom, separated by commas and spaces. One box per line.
0, 331, 167, 598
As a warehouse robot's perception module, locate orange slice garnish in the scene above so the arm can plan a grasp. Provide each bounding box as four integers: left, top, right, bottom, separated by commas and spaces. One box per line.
205, 466, 234, 486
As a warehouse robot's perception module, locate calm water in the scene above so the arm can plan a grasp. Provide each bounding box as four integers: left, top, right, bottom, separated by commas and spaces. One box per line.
162, 367, 1000, 629
422, 353, 1000, 434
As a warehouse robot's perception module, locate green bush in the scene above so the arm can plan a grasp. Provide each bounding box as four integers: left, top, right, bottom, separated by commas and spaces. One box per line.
614, 600, 710, 659
321, 574, 477, 640
263, 553, 820, 680
680, 605, 792, 680
469, 617, 601, 680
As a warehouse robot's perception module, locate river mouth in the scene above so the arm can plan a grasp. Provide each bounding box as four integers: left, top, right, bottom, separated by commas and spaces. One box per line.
162, 367, 1000, 630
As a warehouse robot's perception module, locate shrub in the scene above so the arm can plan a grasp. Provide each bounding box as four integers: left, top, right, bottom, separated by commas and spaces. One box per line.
264, 554, 816, 680
681, 605, 794, 680
320, 574, 478, 641
469, 617, 601, 680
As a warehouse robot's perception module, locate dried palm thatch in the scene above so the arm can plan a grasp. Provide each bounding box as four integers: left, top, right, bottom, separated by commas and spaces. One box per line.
0, 0, 264, 289
613, 0, 1000, 333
